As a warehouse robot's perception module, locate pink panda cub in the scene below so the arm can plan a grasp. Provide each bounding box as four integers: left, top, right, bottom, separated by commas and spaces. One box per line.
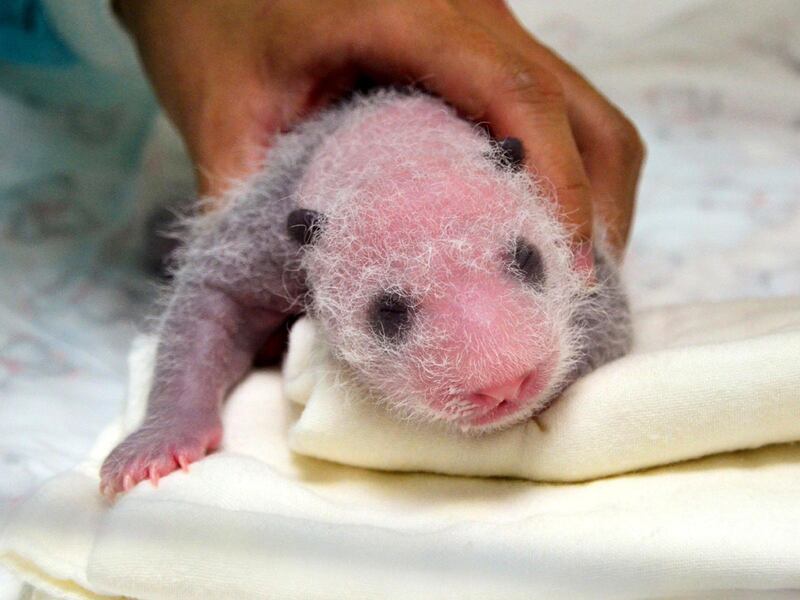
99, 88, 631, 499
297, 91, 595, 430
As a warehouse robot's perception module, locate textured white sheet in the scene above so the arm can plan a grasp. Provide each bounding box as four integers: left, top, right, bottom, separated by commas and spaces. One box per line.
2, 297, 800, 599
1, 0, 799, 597
285, 298, 800, 481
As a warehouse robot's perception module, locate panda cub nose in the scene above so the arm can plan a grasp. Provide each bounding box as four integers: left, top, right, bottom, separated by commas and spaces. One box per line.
472, 372, 531, 407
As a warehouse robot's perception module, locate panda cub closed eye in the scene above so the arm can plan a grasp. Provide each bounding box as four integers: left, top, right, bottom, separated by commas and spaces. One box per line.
510, 238, 546, 290
371, 292, 415, 342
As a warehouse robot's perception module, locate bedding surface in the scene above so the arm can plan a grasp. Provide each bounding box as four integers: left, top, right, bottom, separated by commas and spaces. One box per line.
285, 298, 800, 482
3, 297, 800, 599
1, 0, 800, 597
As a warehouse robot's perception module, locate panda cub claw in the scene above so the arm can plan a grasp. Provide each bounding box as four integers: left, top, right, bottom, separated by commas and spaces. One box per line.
99, 415, 222, 501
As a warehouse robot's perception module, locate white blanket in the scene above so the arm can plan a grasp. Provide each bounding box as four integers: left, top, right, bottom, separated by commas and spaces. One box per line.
286, 298, 800, 481
2, 297, 800, 599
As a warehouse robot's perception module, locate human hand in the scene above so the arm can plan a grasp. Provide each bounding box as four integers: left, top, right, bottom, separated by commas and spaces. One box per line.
115, 0, 644, 258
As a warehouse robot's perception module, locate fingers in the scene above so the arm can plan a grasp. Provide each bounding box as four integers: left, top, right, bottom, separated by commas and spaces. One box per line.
186, 94, 270, 198
452, 46, 595, 247
466, 5, 645, 255
516, 46, 644, 255
125, 0, 642, 244
118, 0, 288, 199
333, 4, 595, 249
567, 100, 645, 256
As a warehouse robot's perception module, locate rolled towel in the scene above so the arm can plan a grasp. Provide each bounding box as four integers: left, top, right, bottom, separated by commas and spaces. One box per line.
286, 296, 800, 481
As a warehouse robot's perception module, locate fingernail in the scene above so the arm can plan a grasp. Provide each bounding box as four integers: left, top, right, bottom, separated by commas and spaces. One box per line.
573, 240, 596, 285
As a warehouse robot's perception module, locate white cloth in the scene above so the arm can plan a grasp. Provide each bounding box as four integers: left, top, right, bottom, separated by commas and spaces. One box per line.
2, 0, 800, 597
2, 297, 800, 599
286, 297, 800, 482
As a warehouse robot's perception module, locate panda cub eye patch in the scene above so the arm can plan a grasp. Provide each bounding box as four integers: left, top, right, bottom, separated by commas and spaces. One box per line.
371, 292, 415, 342
510, 238, 546, 290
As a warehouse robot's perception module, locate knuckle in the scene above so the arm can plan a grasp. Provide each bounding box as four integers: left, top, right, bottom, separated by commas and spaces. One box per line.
553, 178, 592, 200
500, 61, 565, 107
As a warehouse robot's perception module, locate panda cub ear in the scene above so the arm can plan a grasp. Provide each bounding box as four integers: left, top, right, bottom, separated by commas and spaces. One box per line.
287, 208, 326, 245
486, 137, 525, 170
496, 137, 525, 169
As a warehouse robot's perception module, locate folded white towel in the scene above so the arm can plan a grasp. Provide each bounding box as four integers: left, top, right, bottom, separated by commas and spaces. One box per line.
2, 298, 800, 599
286, 297, 800, 481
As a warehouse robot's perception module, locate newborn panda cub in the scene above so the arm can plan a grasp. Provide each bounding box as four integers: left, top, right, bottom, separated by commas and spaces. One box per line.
100, 89, 632, 499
